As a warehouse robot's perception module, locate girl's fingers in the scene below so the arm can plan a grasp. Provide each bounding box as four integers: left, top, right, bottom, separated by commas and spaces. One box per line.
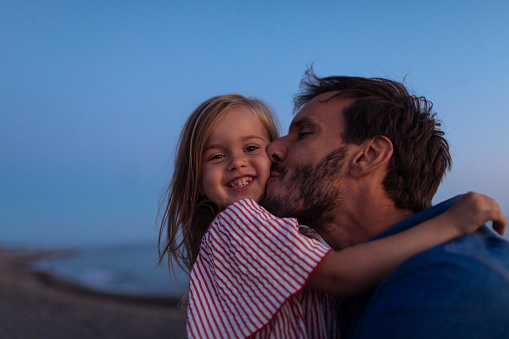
491, 210, 507, 235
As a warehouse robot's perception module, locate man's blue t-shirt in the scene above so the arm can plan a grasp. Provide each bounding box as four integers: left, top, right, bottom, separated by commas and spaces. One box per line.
337, 195, 509, 339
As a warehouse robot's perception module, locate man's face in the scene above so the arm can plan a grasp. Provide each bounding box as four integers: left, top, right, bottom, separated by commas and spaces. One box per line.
261, 93, 354, 230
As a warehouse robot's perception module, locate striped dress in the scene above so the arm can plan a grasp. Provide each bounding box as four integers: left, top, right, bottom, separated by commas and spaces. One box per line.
187, 198, 340, 338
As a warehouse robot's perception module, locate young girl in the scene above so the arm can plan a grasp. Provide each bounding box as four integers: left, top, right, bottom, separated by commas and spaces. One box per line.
159, 94, 505, 338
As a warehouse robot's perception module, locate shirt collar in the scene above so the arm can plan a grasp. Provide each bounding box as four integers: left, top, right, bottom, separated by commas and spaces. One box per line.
370, 195, 464, 242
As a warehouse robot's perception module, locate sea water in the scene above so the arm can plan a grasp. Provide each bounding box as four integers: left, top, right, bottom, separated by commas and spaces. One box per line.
31, 242, 189, 298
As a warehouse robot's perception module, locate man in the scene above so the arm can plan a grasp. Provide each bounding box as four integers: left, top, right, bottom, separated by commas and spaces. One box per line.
260, 70, 509, 338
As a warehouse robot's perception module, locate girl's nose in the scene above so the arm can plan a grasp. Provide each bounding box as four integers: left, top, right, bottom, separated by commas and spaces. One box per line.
229, 153, 247, 170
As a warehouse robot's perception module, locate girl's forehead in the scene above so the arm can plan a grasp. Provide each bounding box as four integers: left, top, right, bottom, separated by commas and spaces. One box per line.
215, 107, 268, 131
205, 108, 270, 145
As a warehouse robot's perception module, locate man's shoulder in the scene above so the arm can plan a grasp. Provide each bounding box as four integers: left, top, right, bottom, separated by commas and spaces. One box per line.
386, 226, 509, 284
377, 194, 509, 282
350, 228, 509, 338
343, 197, 509, 338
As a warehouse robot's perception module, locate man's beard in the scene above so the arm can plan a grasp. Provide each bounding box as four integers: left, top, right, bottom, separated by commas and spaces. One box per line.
260, 146, 347, 233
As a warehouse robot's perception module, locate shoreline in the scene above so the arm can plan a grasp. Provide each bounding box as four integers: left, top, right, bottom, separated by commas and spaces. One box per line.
26, 248, 183, 307
0, 248, 186, 338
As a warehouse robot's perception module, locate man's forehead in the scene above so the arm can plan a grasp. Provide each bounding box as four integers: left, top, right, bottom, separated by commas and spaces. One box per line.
291, 92, 352, 128
316, 91, 343, 101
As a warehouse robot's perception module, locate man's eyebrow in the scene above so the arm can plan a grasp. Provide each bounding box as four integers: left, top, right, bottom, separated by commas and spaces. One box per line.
289, 117, 317, 130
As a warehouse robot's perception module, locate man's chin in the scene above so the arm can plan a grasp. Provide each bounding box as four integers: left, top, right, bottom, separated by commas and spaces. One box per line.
259, 194, 292, 218
258, 195, 278, 216
261, 183, 274, 197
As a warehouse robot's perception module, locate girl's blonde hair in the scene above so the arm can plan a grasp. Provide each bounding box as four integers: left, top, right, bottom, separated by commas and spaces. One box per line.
159, 94, 279, 275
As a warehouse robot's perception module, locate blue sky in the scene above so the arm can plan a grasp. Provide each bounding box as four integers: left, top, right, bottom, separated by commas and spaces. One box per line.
1, 1, 508, 247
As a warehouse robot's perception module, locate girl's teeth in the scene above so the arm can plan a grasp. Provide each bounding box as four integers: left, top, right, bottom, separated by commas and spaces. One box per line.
228, 177, 253, 188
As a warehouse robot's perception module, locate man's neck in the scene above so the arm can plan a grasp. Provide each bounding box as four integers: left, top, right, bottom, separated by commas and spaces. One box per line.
320, 197, 414, 251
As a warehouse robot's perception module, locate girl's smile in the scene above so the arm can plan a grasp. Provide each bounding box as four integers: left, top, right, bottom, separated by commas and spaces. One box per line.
226, 175, 255, 189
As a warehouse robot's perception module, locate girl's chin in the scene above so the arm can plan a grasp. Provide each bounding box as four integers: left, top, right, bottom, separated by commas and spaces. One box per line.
222, 194, 263, 207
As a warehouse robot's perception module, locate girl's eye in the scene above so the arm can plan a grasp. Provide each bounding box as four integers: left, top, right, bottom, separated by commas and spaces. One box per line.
208, 154, 224, 161
245, 145, 259, 152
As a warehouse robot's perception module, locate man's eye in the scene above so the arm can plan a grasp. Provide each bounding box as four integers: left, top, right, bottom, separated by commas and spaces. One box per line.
298, 131, 312, 139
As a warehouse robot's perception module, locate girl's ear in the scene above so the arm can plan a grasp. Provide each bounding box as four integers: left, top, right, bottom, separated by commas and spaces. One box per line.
349, 136, 393, 177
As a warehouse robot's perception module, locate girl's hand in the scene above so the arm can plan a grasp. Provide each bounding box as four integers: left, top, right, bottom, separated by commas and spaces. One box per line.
442, 192, 506, 236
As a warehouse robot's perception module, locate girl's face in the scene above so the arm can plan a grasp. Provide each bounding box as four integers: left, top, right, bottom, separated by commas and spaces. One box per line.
201, 107, 272, 209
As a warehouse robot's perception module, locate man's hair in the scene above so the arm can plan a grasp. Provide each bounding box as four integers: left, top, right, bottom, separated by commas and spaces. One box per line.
295, 68, 452, 213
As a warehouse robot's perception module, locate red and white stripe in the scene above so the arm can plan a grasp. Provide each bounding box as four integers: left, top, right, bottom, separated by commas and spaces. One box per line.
187, 199, 340, 338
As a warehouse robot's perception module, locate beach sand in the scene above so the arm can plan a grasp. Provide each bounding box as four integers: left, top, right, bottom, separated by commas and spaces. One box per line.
0, 248, 187, 339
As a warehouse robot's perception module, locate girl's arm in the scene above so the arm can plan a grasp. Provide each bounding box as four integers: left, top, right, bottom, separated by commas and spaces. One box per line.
307, 192, 507, 296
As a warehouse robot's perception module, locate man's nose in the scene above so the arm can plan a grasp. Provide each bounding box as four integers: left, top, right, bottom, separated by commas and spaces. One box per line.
266, 136, 287, 163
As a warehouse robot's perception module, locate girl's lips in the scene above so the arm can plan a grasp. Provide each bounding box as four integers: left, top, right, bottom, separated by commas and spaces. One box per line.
226, 179, 255, 192
226, 176, 255, 189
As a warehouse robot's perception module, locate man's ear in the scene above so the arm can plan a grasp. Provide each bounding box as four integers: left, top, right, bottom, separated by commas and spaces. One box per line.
349, 136, 393, 177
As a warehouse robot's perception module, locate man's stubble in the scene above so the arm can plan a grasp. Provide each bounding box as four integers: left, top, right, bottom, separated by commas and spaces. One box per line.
260, 146, 348, 233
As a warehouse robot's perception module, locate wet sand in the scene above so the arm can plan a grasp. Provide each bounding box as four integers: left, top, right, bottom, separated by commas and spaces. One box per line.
0, 248, 187, 338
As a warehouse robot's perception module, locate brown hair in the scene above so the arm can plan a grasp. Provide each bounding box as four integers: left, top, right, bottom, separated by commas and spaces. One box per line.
295, 68, 451, 213
158, 94, 279, 276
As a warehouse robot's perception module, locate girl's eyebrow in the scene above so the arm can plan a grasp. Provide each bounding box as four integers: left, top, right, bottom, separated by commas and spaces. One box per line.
203, 135, 267, 153
240, 134, 267, 142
